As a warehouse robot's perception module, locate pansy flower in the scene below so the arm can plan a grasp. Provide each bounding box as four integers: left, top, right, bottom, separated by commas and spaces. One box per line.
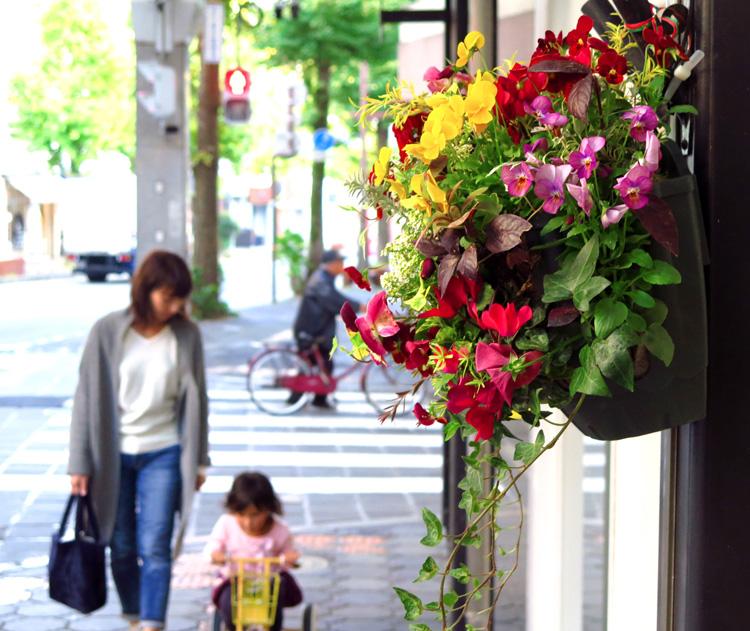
524, 95, 568, 128
501, 163, 534, 197
614, 164, 653, 209
596, 49, 628, 84
622, 106, 658, 142
534, 164, 572, 214
568, 136, 605, 179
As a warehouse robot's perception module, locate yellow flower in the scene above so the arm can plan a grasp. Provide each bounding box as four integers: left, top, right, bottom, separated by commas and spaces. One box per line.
405, 126, 445, 163
387, 178, 406, 200
464, 72, 497, 133
455, 31, 486, 68
373, 147, 392, 186
423, 172, 448, 213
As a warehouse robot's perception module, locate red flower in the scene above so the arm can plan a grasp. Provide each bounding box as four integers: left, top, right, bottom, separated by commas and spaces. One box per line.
446, 379, 477, 414
340, 301, 358, 332
643, 25, 687, 67
355, 291, 400, 363
392, 113, 427, 162
596, 49, 628, 84
344, 266, 372, 291
413, 403, 446, 427
564, 16, 594, 66
475, 343, 544, 407
466, 406, 496, 440
404, 340, 432, 375
479, 303, 533, 337
419, 275, 482, 320
529, 51, 588, 96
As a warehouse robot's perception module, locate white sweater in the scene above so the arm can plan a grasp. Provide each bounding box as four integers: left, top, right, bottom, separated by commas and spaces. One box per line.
118, 326, 179, 455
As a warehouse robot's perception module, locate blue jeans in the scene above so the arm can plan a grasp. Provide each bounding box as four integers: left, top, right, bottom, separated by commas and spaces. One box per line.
110, 444, 181, 628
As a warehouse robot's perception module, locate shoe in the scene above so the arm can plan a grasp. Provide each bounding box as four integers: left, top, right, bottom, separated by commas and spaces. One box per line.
286, 391, 303, 405
311, 396, 335, 410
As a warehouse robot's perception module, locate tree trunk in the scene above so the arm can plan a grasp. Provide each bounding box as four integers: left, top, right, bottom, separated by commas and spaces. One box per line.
376, 117, 390, 263
308, 62, 331, 274
193, 37, 220, 288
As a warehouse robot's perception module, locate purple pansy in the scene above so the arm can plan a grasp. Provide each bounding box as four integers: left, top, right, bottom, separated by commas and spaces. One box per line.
613, 164, 653, 209
534, 164, 572, 214
601, 204, 629, 229
641, 130, 661, 173
524, 96, 569, 128
566, 179, 594, 215
569, 136, 605, 179
622, 105, 658, 142
502, 163, 534, 197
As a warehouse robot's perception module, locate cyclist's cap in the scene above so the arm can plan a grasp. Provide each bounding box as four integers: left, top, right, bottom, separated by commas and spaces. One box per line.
321, 249, 346, 263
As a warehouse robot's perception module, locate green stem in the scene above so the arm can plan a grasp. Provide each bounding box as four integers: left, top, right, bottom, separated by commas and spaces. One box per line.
530, 235, 569, 251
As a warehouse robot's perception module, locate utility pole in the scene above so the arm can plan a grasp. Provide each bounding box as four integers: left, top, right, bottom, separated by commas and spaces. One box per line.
132, 0, 200, 262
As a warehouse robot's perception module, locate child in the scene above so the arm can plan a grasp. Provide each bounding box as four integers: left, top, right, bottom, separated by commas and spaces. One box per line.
207, 472, 303, 631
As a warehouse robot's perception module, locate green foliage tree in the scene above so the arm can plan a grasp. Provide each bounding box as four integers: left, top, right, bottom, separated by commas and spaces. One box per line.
9, 0, 134, 176
254, 0, 399, 273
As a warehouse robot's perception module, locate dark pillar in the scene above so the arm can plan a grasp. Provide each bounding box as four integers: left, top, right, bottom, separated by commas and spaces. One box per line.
673, 1, 750, 629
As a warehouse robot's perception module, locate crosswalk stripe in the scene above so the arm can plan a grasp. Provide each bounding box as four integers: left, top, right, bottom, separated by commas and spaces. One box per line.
7, 448, 443, 470
0, 474, 443, 495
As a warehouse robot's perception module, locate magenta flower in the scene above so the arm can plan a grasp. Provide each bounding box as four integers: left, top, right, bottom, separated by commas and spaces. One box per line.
601, 203, 629, 229
613, 164, 653, 209
423, 66, 454, 93
501, 163, 534, 197
523, 138, 548, 166
534, 164, 572, 214
568, 136, 605, 179
622, 105, 658, 142
641, 130, 661, 173
566, 179, 594, 215
354, 291, 400, 363
524, 96, 569, 128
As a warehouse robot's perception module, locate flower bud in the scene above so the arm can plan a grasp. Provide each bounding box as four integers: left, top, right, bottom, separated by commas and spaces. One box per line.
420, 258, 436, 279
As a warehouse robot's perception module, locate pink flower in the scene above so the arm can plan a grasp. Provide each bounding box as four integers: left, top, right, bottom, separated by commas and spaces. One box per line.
566, 178, 594, 215
640, 130, 661, 173
524, 95, 569, 128
501, 163, 534, 197
475, 343, 544, 407
534, 164, 573, 214
423, 66, 454, 93
622, 105, 658, 142
568, 136, 605, 179
354, 291, 400, 363
601, 203, 629, 229
613, 164, 653, 209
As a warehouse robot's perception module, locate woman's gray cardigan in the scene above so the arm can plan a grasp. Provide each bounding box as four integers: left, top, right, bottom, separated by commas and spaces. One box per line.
67, 308, 210, 548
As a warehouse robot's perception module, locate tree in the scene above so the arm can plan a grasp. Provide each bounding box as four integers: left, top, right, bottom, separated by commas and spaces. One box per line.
254, 0, 398, 272
10, 0, 134, 176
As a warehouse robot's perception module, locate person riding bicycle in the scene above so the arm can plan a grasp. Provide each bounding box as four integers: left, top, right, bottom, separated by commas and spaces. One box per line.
292, 249, 361, 409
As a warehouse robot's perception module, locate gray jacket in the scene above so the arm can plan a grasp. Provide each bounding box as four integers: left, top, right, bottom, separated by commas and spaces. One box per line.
67, 308, 210, 547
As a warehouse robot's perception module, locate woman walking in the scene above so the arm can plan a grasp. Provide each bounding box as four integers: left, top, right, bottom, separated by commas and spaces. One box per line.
67, 250, 210, 631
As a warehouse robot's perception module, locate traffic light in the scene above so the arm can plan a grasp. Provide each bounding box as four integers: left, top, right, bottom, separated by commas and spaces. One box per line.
224, 66, 251, 124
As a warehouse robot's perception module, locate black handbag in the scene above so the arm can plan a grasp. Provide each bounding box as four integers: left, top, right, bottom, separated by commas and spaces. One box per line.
48, 493, 107, 613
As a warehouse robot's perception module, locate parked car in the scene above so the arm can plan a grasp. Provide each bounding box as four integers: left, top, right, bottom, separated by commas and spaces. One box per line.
70, 249, 135, 282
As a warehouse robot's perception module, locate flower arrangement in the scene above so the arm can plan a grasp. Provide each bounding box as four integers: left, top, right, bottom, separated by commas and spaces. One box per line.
341, 9, 694, 629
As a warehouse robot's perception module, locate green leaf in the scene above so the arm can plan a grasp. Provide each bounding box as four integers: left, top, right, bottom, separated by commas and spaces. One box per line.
594, 299, 629, 339
515, 329, 549, 351
627, 311, 648, 332
668, 104, 699, 115
621, 248, 653, 269
642, 260, 682, 285
572, 276, 610, 312
424, 601, 440, 612
419, 508, 443, 547
643, 324, 675, 366
540, 215, 565, 236
443, 590, 459, 607
443, 418, 461, 441
394, 587, 424, 621
644, 299, 668, 326
409, 625, 432, 631
563, 235, 600, 291
570, 345, 610, 396
513, 431, 544, 464
414, 556, 439, 583
449, 564, 471, 584
458, 468, 482, 496
543, 236, 600, 303
542, 272, 572, 303
627, 290, 656, 309
593, 329, 635, 391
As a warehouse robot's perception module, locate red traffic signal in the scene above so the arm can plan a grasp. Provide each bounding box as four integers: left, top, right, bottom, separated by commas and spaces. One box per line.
224, 67, 251, 97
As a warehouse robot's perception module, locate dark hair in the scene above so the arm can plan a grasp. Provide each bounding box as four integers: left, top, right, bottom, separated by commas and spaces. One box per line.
225, 472, 283, 515
130, 250, 192, 325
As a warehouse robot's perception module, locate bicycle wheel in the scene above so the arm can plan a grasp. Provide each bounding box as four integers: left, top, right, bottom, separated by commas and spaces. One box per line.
361, 362, 426, 417
248, 349, 313, 415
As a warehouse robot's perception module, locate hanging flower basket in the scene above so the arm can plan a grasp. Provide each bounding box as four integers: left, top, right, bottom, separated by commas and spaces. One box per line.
339, 7, 701, 628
